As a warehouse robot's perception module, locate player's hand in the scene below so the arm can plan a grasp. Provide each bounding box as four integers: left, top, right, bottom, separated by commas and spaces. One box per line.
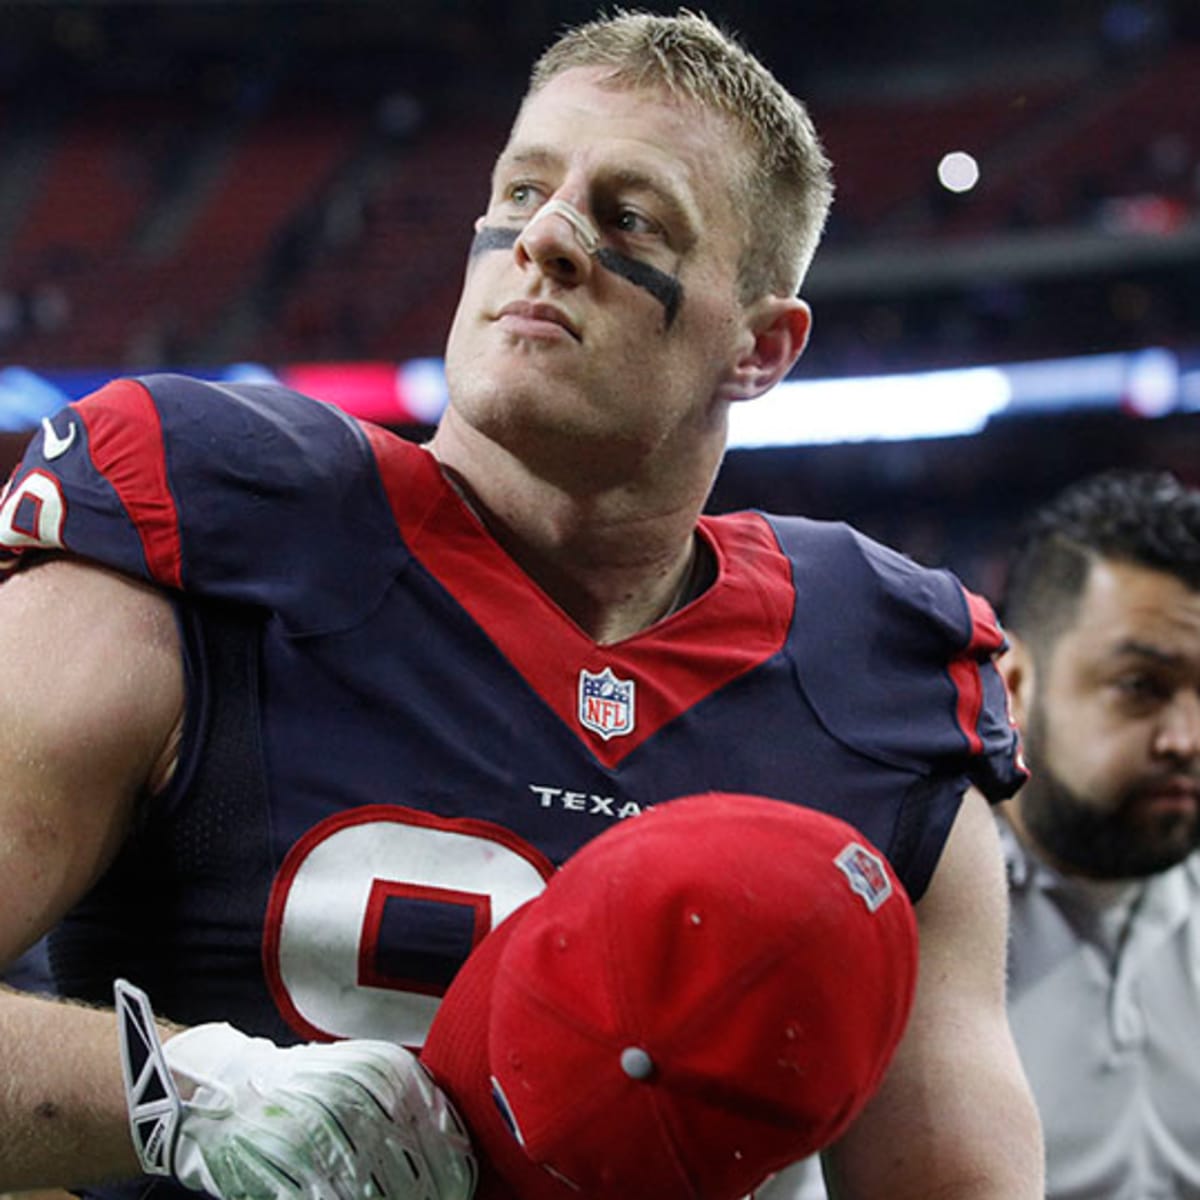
115, 980, 476, 1200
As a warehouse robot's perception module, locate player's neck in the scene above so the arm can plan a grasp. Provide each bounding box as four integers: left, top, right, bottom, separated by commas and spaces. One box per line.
423, 428, 710, 643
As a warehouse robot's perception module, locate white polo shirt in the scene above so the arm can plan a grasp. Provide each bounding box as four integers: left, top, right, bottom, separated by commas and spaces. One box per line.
1001, 817, 1200, 1199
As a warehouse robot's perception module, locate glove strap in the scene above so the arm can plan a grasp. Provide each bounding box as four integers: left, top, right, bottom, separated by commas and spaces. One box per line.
114, 978, 182, 1177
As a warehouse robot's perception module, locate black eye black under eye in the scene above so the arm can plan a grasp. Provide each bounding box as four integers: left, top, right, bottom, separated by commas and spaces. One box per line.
467, 224, 683, 327
595, 249, 681, 326
470, 227, 520, 257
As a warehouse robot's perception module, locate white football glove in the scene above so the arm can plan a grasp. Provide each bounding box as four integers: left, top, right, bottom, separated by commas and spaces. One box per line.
115, 979, 476, 1200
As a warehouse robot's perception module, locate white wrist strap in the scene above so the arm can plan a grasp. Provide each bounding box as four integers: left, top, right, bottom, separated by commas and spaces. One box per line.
114, 977, 182, 1177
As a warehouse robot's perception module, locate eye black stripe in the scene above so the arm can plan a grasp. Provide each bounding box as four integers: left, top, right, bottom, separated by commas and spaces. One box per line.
470, 225, 683, 326
596, 248, 682, 327
469, 226, 519, 256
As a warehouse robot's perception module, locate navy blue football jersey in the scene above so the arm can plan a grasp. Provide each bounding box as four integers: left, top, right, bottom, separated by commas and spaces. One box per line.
1, 374, 1023, 1197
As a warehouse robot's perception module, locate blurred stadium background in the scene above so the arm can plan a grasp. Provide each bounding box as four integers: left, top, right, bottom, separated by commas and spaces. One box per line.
0, 0, 1198, 597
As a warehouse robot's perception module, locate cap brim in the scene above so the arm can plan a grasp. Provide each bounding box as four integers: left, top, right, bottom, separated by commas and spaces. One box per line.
421, 902, 572, 1200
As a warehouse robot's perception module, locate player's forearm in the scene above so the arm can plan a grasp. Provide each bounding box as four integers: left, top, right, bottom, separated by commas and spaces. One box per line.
0, 986, 142, 1189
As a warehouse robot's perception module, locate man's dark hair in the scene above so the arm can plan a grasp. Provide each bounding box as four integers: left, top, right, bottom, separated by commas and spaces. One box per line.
1003, 469, 1200, 651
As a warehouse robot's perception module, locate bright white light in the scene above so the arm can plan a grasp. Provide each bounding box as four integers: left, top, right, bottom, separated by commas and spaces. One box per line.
1124, 347, 1178, 418
727, 367, 1012, 448
938, 151, 980, 193
398, 357, 449, 423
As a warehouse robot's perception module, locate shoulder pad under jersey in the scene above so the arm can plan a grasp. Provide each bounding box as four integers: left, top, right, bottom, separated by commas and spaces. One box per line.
0, 373, 410, 634
765, 514, 1025, 801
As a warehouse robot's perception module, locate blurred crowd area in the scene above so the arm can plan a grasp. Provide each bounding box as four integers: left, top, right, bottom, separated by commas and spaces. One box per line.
0, 0, 1196, 373
0, 0, 1197, 595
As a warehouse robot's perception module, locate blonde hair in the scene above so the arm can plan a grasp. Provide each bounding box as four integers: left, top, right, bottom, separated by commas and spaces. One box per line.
527, 8, 833, 301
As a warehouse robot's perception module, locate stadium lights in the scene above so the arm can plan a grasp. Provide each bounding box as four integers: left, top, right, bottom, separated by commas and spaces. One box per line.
0, 344, 1195, 446
937, 151, 981, 194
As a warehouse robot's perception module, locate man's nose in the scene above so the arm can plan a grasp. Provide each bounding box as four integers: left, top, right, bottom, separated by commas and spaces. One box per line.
514, 198, 599, 285
1154, 689, 1200, 761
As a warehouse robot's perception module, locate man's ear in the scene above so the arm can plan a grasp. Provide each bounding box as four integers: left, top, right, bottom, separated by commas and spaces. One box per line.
998, 634, 1035, 733
717, 296, 812, 403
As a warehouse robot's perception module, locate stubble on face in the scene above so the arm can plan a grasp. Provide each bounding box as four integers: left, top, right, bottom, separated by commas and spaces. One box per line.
1019, 698, 1200, 879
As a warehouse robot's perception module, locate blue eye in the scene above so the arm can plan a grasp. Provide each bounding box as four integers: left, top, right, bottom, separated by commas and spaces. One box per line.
509, 183, 541, 208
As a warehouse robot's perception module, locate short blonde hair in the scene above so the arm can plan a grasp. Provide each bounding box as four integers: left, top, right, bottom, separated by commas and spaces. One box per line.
528, 8, 833, 301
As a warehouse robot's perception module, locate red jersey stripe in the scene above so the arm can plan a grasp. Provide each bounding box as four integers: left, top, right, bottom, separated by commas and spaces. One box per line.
947, 587, 1005, 756
363, 430, 794, 767
77, 379, 184, 589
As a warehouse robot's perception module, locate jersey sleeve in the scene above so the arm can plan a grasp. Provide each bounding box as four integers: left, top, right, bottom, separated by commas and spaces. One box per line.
769, 516, 1026, 802
0, 373, 410, 634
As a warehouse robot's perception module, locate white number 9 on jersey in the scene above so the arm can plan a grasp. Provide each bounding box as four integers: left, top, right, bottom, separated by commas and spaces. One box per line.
0, 470, 67, 552
263, 804, 554, 1046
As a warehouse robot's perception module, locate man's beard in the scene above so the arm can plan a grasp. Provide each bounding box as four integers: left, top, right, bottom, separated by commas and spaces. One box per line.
1020, 704, 1200, 879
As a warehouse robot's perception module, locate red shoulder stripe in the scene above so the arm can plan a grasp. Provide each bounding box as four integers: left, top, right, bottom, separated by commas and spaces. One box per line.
77, 379, 183, 589
947, 587, 1005, 756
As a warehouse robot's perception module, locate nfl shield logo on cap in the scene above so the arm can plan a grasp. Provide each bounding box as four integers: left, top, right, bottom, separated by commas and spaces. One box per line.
578, 666, 636, 740
835, 842, 894, 912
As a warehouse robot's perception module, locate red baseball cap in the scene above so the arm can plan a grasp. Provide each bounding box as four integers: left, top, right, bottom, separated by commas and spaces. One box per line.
421, 792, 918, 1200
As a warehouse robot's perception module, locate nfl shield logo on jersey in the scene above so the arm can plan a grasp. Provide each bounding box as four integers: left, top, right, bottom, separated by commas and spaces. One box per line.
834, 842, 894, 912
578, 666, 636, 740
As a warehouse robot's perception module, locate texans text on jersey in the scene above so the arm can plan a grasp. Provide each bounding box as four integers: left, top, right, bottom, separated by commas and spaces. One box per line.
528, 784, 644, 819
